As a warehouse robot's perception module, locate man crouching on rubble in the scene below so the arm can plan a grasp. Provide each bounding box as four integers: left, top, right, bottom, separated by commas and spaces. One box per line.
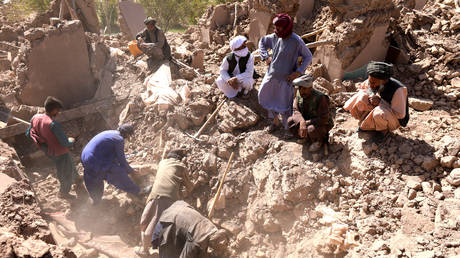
26, 96, 79, 200
81, 124, 151, 205
343, 61, 409, 140
136, 17, 171, 69
287, 74, 334, 147
151, 200, 228, 258
135, 149, 194, 257
215, 35, 256, 98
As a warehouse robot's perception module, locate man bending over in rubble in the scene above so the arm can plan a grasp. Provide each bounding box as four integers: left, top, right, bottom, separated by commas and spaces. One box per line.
151, 200, 228, 258
344, 61, 409, 140
215, 35, 256, 98
135, 149, 194, 257
26, 96, 78, 199
81, 124, 151, 205
136, 17, 171, 69
258, 13, 312, 134
288, 74, 334, 148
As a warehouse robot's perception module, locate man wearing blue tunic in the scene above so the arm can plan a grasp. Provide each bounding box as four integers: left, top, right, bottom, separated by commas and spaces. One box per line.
81, 124, 149, 204
258, 13, 312, 133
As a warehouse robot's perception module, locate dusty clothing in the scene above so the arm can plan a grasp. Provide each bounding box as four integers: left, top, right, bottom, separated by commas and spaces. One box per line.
258, 33, 312, 128
344, 78, 409, 131
26, 114, 77, 194
140, 196, 175, 251
216, 53, 255, 98
141, 158, 188, 252
28, 114, 72, 156
146, 158, 188, 203
152, 201, 218, 258
288, 89, 333, 141
81, 130, 140, 202
136, 27, 171, 60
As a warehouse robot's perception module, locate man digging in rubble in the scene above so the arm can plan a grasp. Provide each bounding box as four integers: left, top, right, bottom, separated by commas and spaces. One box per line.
151, 200, 228, 258
135, 149, 194, 257
215, 35, 256, 99
258, 13, 312, 134
26, 96, 79, 200
344, 61, 409, 140
81, 124, 151, 205
287, 74, 334, 150
136, 17, 171, 70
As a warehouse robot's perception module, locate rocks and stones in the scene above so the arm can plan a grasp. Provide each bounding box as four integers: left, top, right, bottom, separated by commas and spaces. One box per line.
409, 97, 434, 111
446, 168, 460, 186
218, 101, 259, 133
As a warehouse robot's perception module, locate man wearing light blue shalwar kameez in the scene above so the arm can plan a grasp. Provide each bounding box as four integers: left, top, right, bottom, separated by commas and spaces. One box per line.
258, 13, 312, 131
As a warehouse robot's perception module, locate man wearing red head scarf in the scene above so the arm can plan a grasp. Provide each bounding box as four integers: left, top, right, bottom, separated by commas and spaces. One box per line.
258, 14, 312, 134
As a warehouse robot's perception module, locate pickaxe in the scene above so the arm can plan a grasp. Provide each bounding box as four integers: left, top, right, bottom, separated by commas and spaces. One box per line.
185, 99, 226, 142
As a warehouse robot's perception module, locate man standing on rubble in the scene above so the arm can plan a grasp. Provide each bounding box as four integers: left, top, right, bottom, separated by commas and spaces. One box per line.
26, 96, 78, 199
215, 35, 256, 98
151, 200, 228, 258
136, 17, 171, 69
343, 61, 409, 139
81, 124, 150, 205
135, 149, 194, 257
258, 13, 312, 134
287, 74, 334, 146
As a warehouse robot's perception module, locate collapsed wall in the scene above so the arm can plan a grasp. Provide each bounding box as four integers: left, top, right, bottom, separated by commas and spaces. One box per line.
8, 20, 111, 107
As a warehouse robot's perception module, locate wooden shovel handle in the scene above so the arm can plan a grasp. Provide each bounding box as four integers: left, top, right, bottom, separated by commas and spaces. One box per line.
208, 152, 234, 218
194, 100, 226, 138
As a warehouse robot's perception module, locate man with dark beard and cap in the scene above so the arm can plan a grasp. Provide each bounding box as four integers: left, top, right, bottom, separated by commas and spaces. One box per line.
258, 13, 312, 134
288, 74, 334, 145
344, 61, 409, 138
81, 124, 151, 205
136, 17, 171, 69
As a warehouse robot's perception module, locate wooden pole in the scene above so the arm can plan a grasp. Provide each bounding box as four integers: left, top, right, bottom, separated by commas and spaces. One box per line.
305, 40, 334, 49
208, 152, 234, 218
301, 27, 326, 39
194, 100, 226, 138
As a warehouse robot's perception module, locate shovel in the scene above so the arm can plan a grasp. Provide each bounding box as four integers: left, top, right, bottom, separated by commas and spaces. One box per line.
185, 99, 226, 142
0, 108, 31, 125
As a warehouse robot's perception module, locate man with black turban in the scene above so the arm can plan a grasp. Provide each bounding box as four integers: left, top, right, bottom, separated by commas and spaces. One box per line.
81, 124, 151, 204
136, 17, 171, 69
258, 13, 312, 134
344, 61, 409, 137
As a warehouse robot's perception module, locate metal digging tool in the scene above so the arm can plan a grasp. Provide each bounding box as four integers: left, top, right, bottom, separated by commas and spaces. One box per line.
0, 109, 31, 125
185, 100, 226, 142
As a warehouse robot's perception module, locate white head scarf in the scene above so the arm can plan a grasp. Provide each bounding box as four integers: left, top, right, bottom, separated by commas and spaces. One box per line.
230, 35, 249, 57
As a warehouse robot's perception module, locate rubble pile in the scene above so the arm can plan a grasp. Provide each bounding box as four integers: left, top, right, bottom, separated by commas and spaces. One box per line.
0, 140, 75, 257
0, 0, 459, 257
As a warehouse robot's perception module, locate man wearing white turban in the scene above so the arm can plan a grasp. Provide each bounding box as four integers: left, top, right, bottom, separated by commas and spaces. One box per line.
215, 35, 255, 98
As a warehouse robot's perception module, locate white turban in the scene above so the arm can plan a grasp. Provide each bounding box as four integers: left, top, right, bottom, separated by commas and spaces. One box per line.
229, 35, 247, 51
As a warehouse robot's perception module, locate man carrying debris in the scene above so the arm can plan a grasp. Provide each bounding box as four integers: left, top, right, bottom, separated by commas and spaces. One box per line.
344, 61, 409, 139
151, 200, 228, 258
136, 17, 171, 69
135, 149, 194, 257
81, 124, 150, 205
258, 13, 312, 133
288, 74, 334, 145
215, 35, 255, 98
26, 96, 78, 199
